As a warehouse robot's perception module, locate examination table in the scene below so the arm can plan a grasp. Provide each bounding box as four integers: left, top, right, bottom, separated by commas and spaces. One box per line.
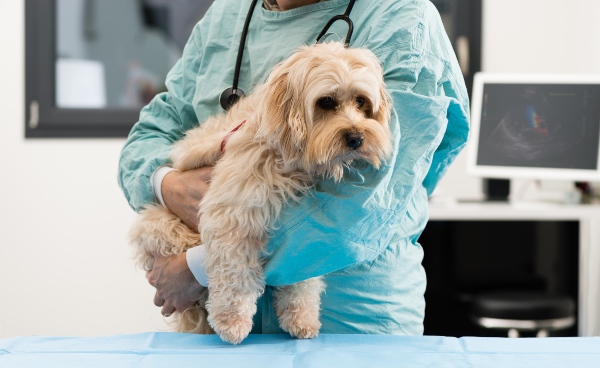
1, 332, 599, 367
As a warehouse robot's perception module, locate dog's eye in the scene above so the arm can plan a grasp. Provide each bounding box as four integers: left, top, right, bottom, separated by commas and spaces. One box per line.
356, 97, 365, 108
317, 97, 337, 110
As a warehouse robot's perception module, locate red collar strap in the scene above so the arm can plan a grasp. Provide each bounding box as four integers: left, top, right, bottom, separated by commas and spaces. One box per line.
220, 120, 247, 154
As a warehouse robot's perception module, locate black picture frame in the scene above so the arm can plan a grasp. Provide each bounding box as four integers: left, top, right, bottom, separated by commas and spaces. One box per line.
25, 0, 140, 138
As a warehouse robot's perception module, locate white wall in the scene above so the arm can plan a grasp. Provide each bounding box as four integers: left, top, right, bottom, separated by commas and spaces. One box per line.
483, 0, 600, 74
0, 0, 165, 338
0, 0, 599, 338
436, 0, 600, 201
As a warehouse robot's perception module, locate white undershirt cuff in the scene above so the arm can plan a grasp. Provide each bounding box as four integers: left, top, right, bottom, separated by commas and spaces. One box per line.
186, 245, 209, 287
150, 166, 176, 207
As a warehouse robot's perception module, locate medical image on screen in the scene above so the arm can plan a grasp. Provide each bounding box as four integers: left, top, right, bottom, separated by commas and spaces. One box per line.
477, 83, 600, 170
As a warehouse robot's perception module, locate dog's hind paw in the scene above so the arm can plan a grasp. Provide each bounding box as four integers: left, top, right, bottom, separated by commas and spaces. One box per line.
278, 311, 321, 339
285, 322, 321, 339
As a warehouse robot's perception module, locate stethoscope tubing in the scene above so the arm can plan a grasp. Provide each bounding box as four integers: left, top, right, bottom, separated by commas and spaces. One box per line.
316, 0, 355, 45
232, 0, 260, 93
221, 0, 356, 111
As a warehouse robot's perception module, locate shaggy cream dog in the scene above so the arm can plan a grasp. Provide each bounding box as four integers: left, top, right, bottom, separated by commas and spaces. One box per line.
130, 42, 393, 344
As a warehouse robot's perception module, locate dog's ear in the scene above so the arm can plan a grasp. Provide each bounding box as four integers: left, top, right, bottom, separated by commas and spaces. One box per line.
373, 85, 392, 126
360, 50, 392, 126
257, 52, 308, 162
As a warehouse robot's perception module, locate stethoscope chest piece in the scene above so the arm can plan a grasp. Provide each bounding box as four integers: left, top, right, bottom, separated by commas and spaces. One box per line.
220, 87, 245, 111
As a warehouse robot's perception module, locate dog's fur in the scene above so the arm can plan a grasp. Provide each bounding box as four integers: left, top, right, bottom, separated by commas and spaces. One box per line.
130, 42, 393, 344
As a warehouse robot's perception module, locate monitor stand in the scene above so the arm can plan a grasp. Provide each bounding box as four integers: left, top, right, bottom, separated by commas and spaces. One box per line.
483, 178, 510, 202
454, 180, 587, 206
453, 178, 510, 205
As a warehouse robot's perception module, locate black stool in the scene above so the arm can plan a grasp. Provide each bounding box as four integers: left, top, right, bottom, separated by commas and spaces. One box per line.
470, 291, 576, 337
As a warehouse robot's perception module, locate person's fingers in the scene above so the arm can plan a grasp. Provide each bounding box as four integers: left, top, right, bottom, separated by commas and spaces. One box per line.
154, 292, 165, 307
161, 304, 176, 317
147, 272, 157, 287
146, 254, 166, 285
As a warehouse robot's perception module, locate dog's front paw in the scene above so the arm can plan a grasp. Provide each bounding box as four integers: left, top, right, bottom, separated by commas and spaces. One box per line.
208, 311, 253, 345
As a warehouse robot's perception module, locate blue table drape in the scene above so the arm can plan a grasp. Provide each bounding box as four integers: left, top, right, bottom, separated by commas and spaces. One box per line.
1, 333, 599, 368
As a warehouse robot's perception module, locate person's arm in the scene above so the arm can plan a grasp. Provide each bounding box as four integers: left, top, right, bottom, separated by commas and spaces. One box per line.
148, 165, 212, 315
118, 21, 206, 212
161, 167, 213, 231
144, 168, 212, 316
117, 20, 214, 313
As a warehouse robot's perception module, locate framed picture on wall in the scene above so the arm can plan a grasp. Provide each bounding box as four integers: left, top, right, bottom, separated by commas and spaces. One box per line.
25, 0, 213, 137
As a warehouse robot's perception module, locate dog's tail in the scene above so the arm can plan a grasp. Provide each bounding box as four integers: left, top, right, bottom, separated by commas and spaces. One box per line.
172, 288, 215, 334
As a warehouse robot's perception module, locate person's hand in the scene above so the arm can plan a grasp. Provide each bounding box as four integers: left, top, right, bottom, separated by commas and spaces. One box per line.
146, 252, 205, 316
162, 166, 213, 231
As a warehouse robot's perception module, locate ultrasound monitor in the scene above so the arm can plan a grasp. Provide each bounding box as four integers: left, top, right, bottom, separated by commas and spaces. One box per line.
467, 73, 600, 182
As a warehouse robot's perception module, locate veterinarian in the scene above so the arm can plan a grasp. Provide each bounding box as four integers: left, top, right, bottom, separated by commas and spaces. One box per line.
118, 0, 469, 335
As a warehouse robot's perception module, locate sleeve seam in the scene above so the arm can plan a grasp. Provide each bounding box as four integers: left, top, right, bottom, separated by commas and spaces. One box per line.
422, 49, 469, 103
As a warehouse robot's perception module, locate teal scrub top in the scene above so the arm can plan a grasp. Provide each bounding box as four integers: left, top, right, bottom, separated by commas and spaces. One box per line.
118, 0, 470, 335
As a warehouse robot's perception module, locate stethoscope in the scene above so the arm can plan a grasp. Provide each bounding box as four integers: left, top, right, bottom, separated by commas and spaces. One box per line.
220, 0, 356, 111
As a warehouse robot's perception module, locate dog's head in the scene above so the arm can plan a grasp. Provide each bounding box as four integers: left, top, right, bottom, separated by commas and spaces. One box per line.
256, 42, 393, 181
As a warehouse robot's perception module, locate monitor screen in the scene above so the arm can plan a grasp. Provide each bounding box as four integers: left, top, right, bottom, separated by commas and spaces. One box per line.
468, 73, 600, 181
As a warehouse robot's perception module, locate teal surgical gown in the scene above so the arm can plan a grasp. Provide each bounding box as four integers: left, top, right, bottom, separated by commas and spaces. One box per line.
118, 0, 470, 335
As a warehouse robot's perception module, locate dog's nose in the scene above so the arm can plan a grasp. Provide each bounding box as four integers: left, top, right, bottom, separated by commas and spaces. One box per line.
345, 133, 364, 149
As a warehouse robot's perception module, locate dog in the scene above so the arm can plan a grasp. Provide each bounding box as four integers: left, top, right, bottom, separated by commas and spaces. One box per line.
130, 41, 393, 344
